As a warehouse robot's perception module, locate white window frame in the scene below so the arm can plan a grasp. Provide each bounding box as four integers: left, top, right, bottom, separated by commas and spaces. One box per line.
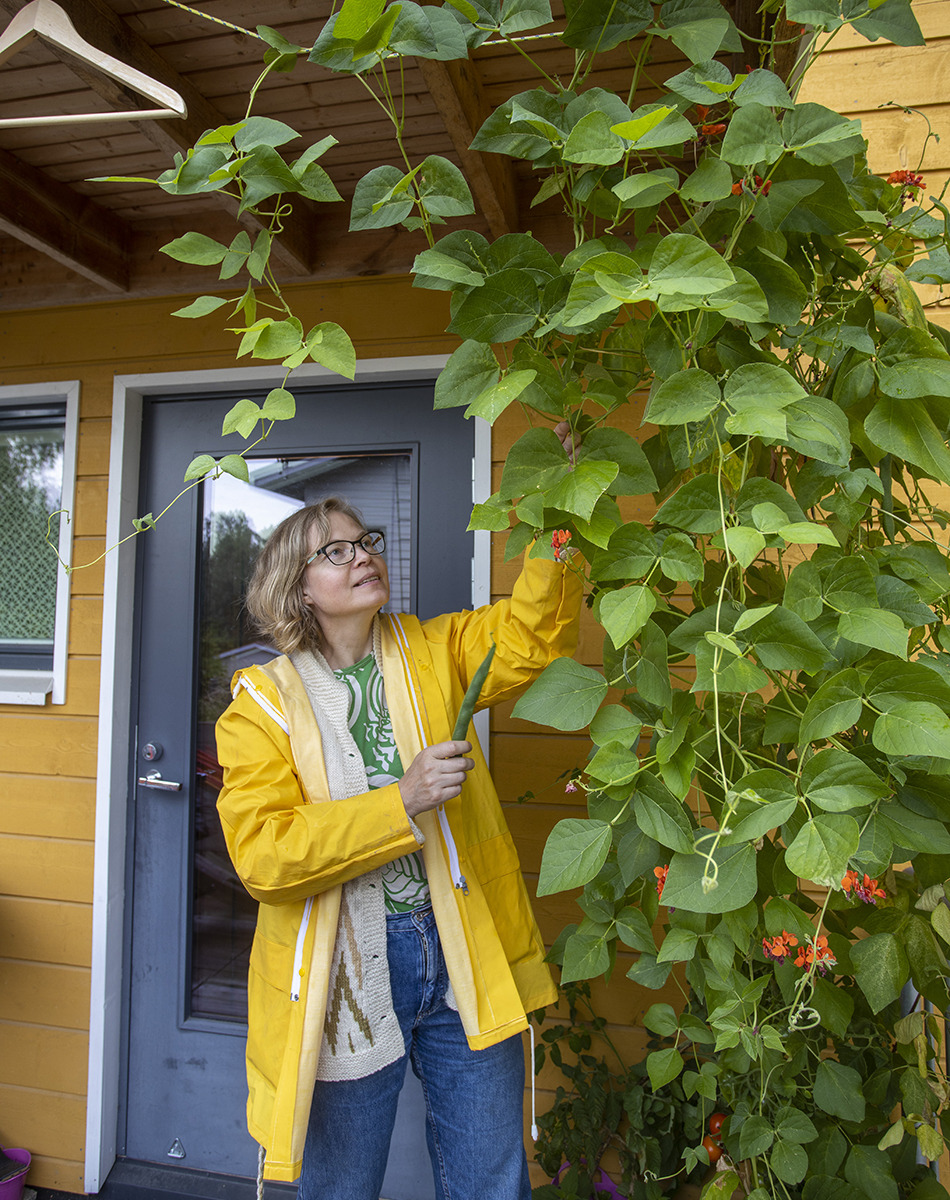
0, 380, 79, 706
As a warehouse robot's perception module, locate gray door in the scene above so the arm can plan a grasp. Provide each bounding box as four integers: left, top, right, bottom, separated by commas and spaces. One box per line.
123, 378, 474, 1194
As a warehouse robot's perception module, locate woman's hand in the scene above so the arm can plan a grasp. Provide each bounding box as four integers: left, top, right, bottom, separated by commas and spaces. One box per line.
398, 741, 474, 818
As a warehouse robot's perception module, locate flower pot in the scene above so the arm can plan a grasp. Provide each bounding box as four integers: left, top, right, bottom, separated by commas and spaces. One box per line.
0, 1150, 30, 1200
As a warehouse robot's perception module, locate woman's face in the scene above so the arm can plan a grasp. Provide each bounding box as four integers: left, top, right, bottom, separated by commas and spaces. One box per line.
300, 512, 390, 628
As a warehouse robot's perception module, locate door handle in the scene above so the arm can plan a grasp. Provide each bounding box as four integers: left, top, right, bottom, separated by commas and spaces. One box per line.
138, 770, 182, 792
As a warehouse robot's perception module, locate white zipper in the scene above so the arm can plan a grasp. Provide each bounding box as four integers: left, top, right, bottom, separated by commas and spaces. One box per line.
232, 673, 306, 997
390, 615, 468, 893
437, 804, 468, 894
289, 896, 314, 1002
529, 1022, 539, 1141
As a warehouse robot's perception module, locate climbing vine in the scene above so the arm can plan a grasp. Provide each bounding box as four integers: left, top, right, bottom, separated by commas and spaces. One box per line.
99, 0, 950, 1194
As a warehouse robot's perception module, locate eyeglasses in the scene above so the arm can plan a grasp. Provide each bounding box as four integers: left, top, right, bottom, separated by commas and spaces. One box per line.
305, 531, 386, 567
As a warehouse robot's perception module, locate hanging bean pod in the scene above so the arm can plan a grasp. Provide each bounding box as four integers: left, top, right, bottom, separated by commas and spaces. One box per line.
451, 640, 496, 742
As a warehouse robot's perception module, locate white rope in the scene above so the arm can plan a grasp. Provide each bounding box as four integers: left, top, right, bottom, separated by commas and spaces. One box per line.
256, 1143, 265, 1200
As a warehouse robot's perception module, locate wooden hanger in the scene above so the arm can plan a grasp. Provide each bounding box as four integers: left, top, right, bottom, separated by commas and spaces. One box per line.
0, 0, 187, 127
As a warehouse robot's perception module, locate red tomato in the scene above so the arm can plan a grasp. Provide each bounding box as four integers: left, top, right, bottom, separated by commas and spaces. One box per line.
708, 1112, 726, 1138
702, 1135, 722, 1163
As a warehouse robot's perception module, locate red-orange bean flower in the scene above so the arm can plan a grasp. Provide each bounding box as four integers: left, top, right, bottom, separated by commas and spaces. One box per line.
794, 935, 836, 975
763, 931, 798, 964
887, 168, 924, 189
551, 529, 572, 561
842, 869, 886, 904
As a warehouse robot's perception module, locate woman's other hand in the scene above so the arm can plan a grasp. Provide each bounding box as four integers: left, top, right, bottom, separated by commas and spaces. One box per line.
554, 419, 579, 464
398, 741, 474, 818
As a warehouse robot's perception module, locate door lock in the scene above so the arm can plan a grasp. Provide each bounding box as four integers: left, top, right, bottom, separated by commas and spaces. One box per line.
137, 770, 182, 792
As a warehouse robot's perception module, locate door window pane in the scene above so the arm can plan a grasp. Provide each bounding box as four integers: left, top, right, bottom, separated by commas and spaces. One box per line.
0, 404, 65, 671
192, 453, 412, 1021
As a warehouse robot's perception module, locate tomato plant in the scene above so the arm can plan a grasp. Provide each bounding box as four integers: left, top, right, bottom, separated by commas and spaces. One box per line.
702, 1135, 723, 1164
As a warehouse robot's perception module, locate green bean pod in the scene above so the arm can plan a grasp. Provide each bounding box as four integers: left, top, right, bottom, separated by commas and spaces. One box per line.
451, 641, 496, 742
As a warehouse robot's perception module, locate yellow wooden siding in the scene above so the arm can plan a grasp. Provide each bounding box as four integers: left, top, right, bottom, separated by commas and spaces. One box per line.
0, 1025, 88, 1096
0, 9, 946, 1187
0, 276, 457, 1191
0, 962, 90, 1029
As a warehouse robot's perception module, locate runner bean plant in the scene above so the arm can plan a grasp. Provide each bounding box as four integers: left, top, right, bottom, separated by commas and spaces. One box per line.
101, 0, 950, 1193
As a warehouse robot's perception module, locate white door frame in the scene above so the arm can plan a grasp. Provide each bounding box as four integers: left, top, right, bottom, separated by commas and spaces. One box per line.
86, 356, 490, 1192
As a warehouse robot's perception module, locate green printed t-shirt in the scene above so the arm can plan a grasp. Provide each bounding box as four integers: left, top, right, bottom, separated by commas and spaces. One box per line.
334, 653, 430, 914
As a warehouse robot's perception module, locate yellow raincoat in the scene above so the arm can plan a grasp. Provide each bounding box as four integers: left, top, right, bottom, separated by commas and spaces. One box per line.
216, 552, 582, 1180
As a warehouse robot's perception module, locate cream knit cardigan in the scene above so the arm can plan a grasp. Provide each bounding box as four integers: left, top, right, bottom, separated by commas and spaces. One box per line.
291, 622, 435, 1082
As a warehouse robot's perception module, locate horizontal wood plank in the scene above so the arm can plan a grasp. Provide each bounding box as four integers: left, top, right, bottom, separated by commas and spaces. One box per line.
0, 1084, 85, 1163
77, 369, 116, 421
857, 107, 950, 170
0, 275, 455, 364
76, 417, 111, 476
0, 1021, 88, 1095
60, 656, 100, 716
0, 897, 92, 967
0, 716, 98, 778
506, 802, 588, 874
67, 539, 105, 596
492, 733, 588, 808
14, 1153, 84, 1194
798, 41, 950, 113
0, 961, 90, 1030
68, 596, 103, 657
0, 775, 95, 840
0, 836, 94, 904
75, 477, 108, 538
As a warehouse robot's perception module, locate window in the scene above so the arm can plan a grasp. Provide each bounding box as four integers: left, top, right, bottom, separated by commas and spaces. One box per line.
0, 384, 79, 705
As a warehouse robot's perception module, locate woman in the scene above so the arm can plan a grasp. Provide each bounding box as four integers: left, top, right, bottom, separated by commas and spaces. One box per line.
216, 436, 581, 1200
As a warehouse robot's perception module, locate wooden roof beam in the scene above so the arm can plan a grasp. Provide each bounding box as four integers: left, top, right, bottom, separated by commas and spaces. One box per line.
0, 0, 316, 275
0, 143, 129, 290
416, 56, 518, 238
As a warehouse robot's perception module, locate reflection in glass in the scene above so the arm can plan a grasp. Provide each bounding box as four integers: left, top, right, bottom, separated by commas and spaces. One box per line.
0, 404, 65, 670
191, 453, 412, 1021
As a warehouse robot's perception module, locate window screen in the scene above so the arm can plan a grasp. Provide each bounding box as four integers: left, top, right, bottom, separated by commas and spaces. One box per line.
0, 402, 66, 671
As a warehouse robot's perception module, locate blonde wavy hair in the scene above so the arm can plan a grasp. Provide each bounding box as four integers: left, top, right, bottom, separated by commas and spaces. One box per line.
245, 496, 367, 654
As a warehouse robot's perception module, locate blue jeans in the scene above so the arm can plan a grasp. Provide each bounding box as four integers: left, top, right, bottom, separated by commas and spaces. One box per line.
298, 904, 531, 1200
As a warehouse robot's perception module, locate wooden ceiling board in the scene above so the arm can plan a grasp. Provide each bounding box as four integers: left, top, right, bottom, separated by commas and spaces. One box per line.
0, 127, 156, 162
259, 92, 443, 137
143, 30, 294, 77
187, 53, 434, 101
321, 143, 459, 188
113, 1, 332, 36
0, 0, 802, 308
0, 61, 116, 106
109, 193, 261, 220
476, 40, 698, 96
41, 148, 184, 185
